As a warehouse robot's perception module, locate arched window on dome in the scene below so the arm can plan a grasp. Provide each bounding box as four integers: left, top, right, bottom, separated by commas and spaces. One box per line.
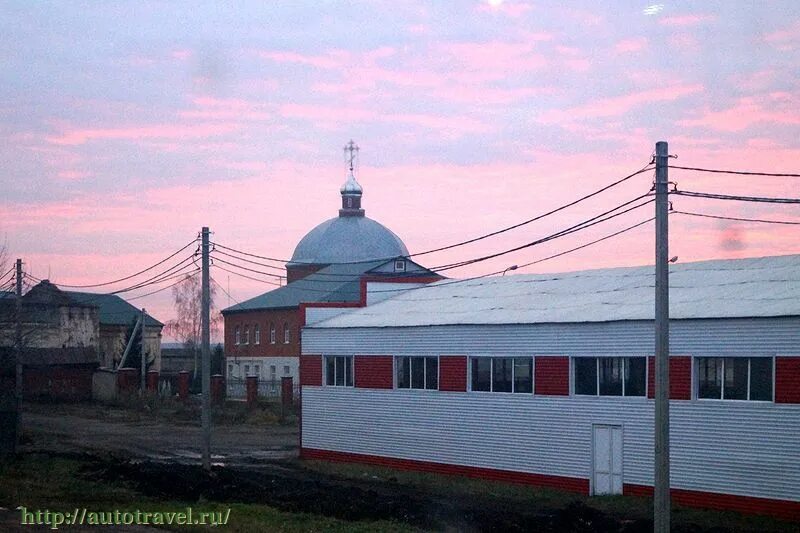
235, 326, 241, 345
270, 323, 276, 344
346, 197, 353, 208
283, 322, 290, 344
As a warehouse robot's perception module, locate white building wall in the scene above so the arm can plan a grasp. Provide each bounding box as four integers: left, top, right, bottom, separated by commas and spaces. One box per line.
302, 388, 800, 502
366, 282, 426, 306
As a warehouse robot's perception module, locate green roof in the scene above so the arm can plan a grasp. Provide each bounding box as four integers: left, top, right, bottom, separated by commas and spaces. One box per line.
66, 291, 163, 327
222, 260, 385, 314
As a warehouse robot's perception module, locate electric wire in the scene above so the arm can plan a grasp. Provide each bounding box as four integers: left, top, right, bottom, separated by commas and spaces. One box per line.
674, 210, 800, 225
126, 269, 201, 301
37, 239, 199, 289
431, 194, 655, 272
670, 165, 800, 178
672, 190, 800, 204
208, 163, 656, 267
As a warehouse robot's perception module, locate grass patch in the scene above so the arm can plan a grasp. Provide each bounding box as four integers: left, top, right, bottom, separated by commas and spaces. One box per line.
0, 455, 414, 532
301, 459, 798, 532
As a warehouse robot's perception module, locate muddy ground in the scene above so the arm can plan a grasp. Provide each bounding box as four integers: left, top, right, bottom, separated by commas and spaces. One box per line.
21, 402, 297, 466
13, 402, 787, 532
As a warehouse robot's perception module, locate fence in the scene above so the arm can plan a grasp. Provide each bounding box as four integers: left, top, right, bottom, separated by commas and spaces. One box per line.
227, 377, 300, 401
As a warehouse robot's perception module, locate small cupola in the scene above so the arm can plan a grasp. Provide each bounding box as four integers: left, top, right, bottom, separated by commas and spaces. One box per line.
340, 139, 365, 217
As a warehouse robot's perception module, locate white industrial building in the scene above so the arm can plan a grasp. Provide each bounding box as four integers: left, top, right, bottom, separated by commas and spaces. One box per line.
299, 254, 800, 519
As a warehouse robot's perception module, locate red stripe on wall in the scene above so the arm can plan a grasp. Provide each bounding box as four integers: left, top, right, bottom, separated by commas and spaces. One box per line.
647, 356, 691, 400
624, 483, 800, 521
439, 356, 467, 392
776, 356, 800, 404
354, 355, 393, 389
301, 448, 589, 494
534, 356, 569, 395
300, 355, 322, 386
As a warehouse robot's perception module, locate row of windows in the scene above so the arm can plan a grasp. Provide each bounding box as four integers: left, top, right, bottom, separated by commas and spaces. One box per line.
234, 323, 290, 345
228, 363, 292, 378
322, 355, 776, 402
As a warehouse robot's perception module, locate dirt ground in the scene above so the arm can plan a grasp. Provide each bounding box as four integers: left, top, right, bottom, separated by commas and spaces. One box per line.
21, 402, 298, 467
11, 401, 794, 532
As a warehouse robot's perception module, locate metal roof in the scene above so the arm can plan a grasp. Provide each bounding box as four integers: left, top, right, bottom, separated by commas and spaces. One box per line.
288, 215, 409, 266
222, 260, 387, 314
65, 291, 163, 327
309, 254, 800, 328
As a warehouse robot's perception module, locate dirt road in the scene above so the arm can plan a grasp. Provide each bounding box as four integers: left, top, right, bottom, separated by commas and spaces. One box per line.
21, 402, 297, 466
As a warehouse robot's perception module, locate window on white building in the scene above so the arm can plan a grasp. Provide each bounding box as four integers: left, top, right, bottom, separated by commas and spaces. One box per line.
244, 364, 250, 375
284, 365, 290, 376
253, 365, 260, 377
227, 364, 233, 376
697, 357, 773, 401
283, 322, 290, 344
396, 356, 438, 390
254, 325, 260, 345
270, 323, 276, 344
325, 356, 353, 387
573, 357, 646, 397
470, 357, 532, 393
235, 326, 241, 345
270, 365, 276, 381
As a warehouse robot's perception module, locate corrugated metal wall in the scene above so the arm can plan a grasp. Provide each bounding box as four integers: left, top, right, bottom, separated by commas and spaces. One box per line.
303, 317, 800, 356
302, 317, 800, 501
302, 388, 800, 502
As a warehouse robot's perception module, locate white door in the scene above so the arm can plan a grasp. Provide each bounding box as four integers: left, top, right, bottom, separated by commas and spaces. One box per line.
592, 424, 623, 495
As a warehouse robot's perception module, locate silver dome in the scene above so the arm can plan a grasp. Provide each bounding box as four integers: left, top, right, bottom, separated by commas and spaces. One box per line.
288, 216, 409, 266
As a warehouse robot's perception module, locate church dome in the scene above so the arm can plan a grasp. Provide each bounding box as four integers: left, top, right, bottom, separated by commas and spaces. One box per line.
287, 140, 408, 269
288, 216, 409, 266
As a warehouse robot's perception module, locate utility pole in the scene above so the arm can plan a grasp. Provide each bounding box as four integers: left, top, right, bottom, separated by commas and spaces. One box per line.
14, 259, 23, 446
201, 227, 211, 470
654, 141, 670, 532
140, 308, 146, 393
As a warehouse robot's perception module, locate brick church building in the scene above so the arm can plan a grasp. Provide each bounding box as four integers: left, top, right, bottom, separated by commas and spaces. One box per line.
221, 143, 441, 386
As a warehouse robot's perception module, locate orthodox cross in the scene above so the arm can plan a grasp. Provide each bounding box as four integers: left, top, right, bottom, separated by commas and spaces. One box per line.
344, 139, 359, 172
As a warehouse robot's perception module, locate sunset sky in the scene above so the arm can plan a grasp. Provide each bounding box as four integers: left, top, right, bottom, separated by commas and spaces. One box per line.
2, 1, 799, 333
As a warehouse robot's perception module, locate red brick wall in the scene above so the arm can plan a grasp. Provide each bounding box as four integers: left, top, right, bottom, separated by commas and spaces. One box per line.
23, 365, 94, 401
648, 356, 692, 400
224, 308, 301, 358
300, 355, 323, 386
776, 356, 800, 404
534, 356, 569, 396
354, 355, 393, 389
439, 356, 467, 392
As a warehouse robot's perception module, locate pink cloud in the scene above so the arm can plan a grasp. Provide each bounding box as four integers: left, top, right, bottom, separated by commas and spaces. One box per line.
476, 1, 533, 18
171, 49, 192, 60
678, 95, 800, 132
45, 123, 240, 146
256, 49, 347, 69
659, 14, 716, 27
56, 170, 92, 181
615, 37, 648, 53
539, 83, 704, 122
764, 20, 800, 44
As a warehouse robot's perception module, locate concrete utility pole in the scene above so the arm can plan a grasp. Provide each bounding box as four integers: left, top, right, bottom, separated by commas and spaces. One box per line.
14, 259, 23, 446
140, 308, 146, 393
201, 227, 211, 471
654, 141, 671, 532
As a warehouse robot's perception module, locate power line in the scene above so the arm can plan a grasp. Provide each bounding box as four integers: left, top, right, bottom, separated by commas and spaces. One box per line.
431, 194, 655, 272
210, 163, 656, 267
38, 239, 199, 289
672, 190, 800, 204
674, 210, 800, 225
210, 276, 241, 305
515, 217, 656, 270
210, 255, 284, 280
412, 164, 654, 258
126, 269, 201, 301
211, 262, 281, 287
670, 165, 800, 178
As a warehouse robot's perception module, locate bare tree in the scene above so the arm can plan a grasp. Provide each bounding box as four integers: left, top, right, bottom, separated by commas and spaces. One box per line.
164, 273, 221, 382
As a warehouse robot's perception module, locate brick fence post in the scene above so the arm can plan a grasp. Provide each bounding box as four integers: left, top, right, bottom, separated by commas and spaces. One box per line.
177, 370, 190, 401
281, 376, 293, 407
146, 370, 159, 393
246, 375, 258, 408
211, 374, 224, 405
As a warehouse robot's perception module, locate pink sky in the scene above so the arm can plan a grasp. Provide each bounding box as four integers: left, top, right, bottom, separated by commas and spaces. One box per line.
1, 1, 799, 340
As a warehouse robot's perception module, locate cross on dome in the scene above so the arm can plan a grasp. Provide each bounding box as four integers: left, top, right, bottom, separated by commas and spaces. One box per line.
340, 139, 364, 217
